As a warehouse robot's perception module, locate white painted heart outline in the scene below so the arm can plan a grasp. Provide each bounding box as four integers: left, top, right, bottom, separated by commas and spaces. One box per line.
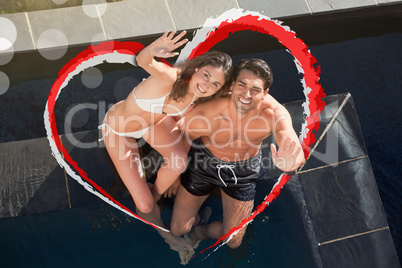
44, 8, 325, 257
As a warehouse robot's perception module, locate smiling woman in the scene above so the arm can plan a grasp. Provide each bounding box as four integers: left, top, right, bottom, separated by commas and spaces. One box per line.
0, 0, 123, 14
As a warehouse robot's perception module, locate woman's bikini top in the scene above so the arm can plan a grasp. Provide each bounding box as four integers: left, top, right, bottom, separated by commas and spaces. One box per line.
132, 87, 196, 116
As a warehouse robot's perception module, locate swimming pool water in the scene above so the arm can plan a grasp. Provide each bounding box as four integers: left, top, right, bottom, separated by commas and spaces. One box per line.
0, 32, 400, 266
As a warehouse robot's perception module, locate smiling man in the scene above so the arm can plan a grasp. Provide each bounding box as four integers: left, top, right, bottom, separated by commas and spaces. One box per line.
170, 58, 305, 250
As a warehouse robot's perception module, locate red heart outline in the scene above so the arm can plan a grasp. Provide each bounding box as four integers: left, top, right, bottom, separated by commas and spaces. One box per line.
44, 10, 326, 258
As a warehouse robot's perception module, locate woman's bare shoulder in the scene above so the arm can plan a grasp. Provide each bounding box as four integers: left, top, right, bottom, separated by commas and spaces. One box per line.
134, 69, 179, 98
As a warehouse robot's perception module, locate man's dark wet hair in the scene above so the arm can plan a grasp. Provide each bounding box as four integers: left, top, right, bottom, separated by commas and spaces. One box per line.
233, 58, 273, 90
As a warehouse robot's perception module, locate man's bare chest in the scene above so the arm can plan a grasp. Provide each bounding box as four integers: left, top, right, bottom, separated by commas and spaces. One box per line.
210, 116, 272, 146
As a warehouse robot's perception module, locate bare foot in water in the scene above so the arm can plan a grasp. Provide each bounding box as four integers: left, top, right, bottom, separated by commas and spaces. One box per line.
178, 248, 195, 265
184, 206, 212, 250
161, 232, 194, 265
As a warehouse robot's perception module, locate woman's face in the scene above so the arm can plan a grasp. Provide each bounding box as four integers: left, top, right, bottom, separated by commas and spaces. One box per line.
189, 65, 226, 97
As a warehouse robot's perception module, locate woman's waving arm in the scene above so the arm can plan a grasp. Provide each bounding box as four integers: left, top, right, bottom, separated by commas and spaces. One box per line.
136, 31, 188, 80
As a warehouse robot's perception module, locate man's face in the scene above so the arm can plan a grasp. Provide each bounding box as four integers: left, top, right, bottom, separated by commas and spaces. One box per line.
230, 69, 267, 114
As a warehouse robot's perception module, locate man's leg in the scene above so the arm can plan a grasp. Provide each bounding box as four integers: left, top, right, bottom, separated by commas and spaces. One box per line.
170, 184, 209, 237
188, 189, 254, 249
221, 189, 254, 248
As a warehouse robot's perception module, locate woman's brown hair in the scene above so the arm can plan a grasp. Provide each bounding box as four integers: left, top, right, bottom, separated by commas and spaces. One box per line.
170, 51, 233, 104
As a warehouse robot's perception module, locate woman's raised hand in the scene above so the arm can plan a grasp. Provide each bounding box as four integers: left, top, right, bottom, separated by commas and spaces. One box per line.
150, 31, 188, 58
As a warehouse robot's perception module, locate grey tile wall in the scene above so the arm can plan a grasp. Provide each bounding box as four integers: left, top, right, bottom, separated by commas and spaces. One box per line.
0, 0, 401, 55
101, 0, 176, 40
378, 0, 402, 3
167, 0, 238, 30
237, 0, 311, 18
27, 6, 105, 49
0, 13, 34, 52
307, 0, 378, 13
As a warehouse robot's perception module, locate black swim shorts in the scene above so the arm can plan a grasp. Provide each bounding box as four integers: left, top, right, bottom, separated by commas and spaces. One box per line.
181, 138, 265, 201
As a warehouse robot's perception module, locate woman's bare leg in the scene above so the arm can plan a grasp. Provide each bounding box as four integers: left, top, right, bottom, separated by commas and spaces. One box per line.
102, 124, 154, 213
141, 117, 196, 263
103, 120, 194, 263
143, 116, 189, 196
